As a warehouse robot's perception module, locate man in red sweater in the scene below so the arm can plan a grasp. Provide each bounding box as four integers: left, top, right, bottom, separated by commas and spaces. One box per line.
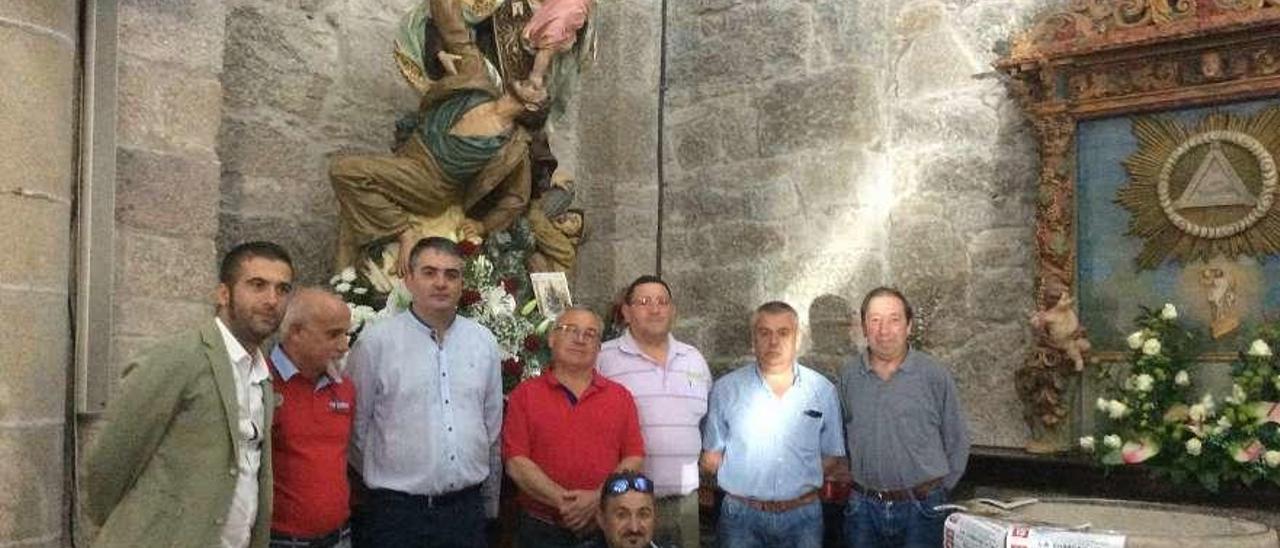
267, 288, 355, 547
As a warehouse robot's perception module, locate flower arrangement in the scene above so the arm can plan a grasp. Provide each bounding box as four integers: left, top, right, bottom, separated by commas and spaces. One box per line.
330, 222, 553, 392
1080, 303, 1280, 491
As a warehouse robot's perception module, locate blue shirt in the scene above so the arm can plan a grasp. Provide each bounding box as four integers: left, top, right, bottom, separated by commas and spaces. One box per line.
270, 345, 337, 390
703, 362, 845, 500
348, 311, 504, 515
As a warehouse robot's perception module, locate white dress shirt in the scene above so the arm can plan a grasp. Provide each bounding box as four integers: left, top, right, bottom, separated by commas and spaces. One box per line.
215, 318, 269, 548
349, 311, 504, 516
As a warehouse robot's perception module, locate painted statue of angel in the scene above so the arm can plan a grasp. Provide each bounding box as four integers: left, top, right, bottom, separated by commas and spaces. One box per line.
514, 0, 595, 91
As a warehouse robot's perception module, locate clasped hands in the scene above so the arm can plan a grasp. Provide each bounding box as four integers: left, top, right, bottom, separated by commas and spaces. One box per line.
557, 489, 599, 533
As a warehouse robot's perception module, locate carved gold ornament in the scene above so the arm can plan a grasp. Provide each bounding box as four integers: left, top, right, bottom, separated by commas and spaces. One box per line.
1117, 107, 1280, 269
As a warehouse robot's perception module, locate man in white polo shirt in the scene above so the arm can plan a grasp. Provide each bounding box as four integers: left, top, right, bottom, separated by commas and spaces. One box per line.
598, 275, 711, 548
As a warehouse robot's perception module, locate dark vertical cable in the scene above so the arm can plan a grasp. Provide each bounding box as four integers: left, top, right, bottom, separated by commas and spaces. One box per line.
655, 0, 669, 277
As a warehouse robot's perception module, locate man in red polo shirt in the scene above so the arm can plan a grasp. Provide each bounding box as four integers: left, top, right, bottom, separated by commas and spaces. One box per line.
503, 307, 645, 547
268, 288, 355, 548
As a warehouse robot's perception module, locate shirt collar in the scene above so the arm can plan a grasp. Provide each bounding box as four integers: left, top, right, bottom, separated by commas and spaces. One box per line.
270, 344, 333, 390
542, 366, 606, 389
754, 361, 802, 386
408, 307, 455, 339
618, 330, 688, 362
215, 317, 269, 384
859, 348, 916, 374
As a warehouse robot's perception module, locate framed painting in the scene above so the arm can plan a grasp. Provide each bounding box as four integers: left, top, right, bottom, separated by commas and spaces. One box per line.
996, 0, 1280, 450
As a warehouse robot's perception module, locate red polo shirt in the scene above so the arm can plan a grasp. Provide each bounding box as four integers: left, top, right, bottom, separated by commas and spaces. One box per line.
269, 355, 356, 537
502, 368, 645, 522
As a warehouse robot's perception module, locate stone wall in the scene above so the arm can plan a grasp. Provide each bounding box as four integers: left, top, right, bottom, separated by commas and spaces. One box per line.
217, 0, 419, 285
0, 4, 77, 545
652, 0, 1049, 448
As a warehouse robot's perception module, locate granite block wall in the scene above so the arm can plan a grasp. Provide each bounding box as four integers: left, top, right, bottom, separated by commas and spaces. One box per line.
0, 4, 77, 545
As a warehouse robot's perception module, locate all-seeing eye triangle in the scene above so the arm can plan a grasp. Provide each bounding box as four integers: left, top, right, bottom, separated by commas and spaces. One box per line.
1173, 141, 1257, 210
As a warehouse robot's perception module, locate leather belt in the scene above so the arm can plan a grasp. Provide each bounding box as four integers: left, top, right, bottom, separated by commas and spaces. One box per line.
727, 490, 819, 513
269, 524, 350, 548
852, 477, 944, 502
371, 484, 481, 509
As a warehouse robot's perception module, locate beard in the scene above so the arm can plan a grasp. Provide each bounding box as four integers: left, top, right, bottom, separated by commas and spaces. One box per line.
224, 290, 282, 347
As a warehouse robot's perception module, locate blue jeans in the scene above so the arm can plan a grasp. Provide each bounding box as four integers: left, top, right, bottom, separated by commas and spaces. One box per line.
717, 496, 823, 548
843, 487, 948, 548
356, 487, 486, 548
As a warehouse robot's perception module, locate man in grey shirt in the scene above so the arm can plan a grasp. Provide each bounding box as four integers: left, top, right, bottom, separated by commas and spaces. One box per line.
839, 287, 970, 548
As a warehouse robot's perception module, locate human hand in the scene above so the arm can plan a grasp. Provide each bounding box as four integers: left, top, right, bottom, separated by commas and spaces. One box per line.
436, 51, 463, 76
558, 489, 599, 532
460, 219, 486, 242
394, 232, 416, 278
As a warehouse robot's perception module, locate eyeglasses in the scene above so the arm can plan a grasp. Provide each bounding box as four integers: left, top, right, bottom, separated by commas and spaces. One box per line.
605, 475, 654, 496
629, 296, 670, 308
554, 324, 600, 341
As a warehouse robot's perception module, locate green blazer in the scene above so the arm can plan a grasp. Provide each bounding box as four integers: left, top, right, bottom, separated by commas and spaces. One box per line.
86, 321, 273, 548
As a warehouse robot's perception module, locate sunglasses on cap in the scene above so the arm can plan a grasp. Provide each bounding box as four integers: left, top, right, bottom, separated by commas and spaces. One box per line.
605, 475, 654, 496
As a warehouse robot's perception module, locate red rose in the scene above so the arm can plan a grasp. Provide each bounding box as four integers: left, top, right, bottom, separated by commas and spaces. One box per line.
461, 289, 482, 307
502, 358, 522, 377
501, 277, 519, 296
523, 334, 541, 352
458, 240, 480, 257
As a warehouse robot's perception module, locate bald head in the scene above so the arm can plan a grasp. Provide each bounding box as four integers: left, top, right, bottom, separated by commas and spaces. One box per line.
280, 288, 351, 379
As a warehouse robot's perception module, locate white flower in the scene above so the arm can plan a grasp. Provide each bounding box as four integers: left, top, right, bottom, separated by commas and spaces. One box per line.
1127, 331, 1146, 350
1107, 400, 1129, 419
1096, 397, 1110, 412
353, 286, 368, 295
1185, 438, 1203, 456
481, 286, 517, 317
472, 255, 494, 278
1265, 450, 1280, 468
1133, 374, 1155, 392
1079, 436, 1096, 452
335, 282, 352, 293
1174, 370, 1190, 387
1217, 415, 1233, 432
1189, 404, 1208, 423
1142, 338, 1162, 356
329, 274, 341, 285
340, 266, 357, 283
1227, 383, 1247, 404
1200, 393, 1216, 413
1103, 434, 1122, 449
1249, 339, 1273, 357
1160, 303, 1178, 320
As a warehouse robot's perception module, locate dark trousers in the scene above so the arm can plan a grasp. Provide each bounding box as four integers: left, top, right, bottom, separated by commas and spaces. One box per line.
515, 511, 603, 548
354, 486, 486, 548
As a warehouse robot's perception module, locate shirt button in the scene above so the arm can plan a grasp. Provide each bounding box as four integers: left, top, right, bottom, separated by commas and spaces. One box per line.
450, 455, 456, 461
448, 427, 453, 432
445, 400, 449, 404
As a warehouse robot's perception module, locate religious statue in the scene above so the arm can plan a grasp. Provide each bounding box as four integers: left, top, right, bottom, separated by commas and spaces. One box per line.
1200, 266, 1240, 339
1018, 284, 1092, 454
518, 0, 595, 91
1029, 291, 1092, 372
331, 0, 591, 284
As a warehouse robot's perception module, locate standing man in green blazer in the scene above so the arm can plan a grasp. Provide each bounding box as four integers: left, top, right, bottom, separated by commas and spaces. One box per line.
86, 241, 295, 548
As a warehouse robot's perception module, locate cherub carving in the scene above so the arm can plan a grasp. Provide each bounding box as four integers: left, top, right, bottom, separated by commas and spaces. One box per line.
1030, 291, 1092, 371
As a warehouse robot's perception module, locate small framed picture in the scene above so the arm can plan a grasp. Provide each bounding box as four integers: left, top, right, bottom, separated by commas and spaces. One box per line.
530, 272, 573, 319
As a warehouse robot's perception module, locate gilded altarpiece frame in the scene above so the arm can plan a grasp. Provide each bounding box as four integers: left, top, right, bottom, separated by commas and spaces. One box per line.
996, 0, 1280, 452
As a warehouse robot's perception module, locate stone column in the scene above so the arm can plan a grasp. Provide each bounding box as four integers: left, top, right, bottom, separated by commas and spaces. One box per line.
0, 2, 78, 546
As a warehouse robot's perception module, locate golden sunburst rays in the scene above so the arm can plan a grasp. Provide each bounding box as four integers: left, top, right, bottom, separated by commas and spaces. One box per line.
1116, 106, 1280, 270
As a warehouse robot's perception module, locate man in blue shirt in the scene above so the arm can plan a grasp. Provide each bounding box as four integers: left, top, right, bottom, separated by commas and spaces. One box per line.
348, 237, 504, 547
701, 301, 845, 548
